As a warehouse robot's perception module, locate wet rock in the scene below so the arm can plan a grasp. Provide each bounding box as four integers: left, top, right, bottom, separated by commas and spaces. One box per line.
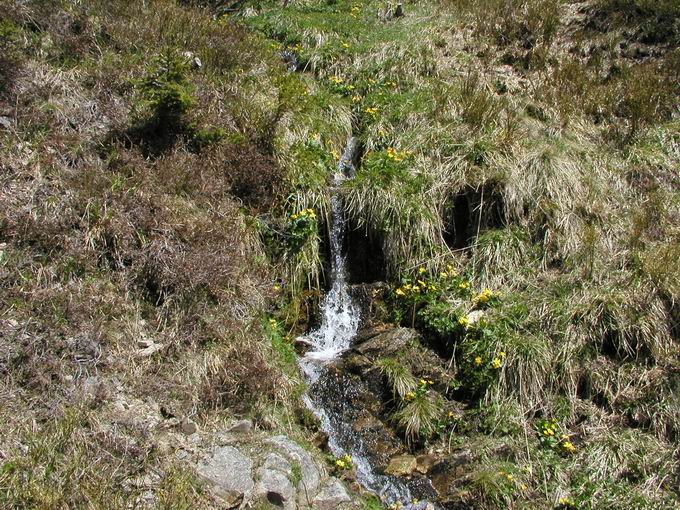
385, 454, 418, 477
429, 451, 474, 501
311, 478, 351, 510
268, 435, 322, 505
354, 327, 419, 358
228, 419, 254, 434
197, 446, 254, 506
416, 454, 438, 474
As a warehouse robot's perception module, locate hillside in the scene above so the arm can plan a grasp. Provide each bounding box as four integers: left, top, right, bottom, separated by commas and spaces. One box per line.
1, 0, 678, 508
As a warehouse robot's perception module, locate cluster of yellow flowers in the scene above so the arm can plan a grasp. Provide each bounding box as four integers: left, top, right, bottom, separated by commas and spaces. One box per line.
475, 288, 496, 304
562, 440, 576, 453
290, 208, 317, 220
334, 454, 353, 470
364, 106, 379, 117
499, 470, 514, 482
459, 315, 470, 328
349, 5, 361, 18
404, 378, 433, 401
386, 147, 412, 162
541, 418, 559, 437
559, 497, 575, 507
491, 351, 506, 368
395, 279, 437, 296
330, 75, 344, 84
474, 351, 506, 368
351, 94, 362, 103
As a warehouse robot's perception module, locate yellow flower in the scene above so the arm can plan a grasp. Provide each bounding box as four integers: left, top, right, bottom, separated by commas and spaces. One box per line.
474, 355, 483, 365
458, 316, 470, 328
273, 285, 281, 291
352, 95, 362, 103
335, 459, 346, 468
427, 379, 434, 385
440, 272, 448, 278
395, 288, 406, 296
419, 378, 427, 385
459, 281, 470, 289
405, 391, 416, 401
418, 266, 426, 274
492, 358, 502, 369
506, 474, 513, 481
417, 280, 427, 288
499, 351, 506, 358
404, 283, 412, 290
342, 42, 350, 48
562, 441, 576, 453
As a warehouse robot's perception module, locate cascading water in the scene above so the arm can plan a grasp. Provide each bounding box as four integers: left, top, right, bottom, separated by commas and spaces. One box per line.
299, 138, 416, 505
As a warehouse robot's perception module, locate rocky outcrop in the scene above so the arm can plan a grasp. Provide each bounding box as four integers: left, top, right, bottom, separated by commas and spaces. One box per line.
197, 446, 254, 508
195, 431, 352, 510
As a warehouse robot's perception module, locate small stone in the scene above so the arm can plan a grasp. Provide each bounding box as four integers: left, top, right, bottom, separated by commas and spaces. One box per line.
228, 419, 253, 434
415, 454, 438, 474
311, 478, 351, 510
385, 454, 417, 477
180, 418, 198, 435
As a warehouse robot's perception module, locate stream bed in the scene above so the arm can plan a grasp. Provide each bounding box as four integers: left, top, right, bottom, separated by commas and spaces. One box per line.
298, 139, 437, 507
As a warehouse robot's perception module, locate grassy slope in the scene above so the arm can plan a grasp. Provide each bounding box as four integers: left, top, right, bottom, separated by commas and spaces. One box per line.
0, 0, 678, 508
242, 0, 679, 508
0, 0, 346, 506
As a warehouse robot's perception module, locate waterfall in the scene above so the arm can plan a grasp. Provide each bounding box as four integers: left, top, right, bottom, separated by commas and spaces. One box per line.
300, 138, 414, 505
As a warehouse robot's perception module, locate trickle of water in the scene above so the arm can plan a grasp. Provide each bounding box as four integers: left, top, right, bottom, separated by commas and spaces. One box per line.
299, 138, 414, 505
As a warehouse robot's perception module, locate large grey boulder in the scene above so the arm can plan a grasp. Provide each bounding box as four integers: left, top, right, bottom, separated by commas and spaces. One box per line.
197, 446, 254, 507
254, 453, 296, 509
268, 435, 322, 506
311, 478, 351, 510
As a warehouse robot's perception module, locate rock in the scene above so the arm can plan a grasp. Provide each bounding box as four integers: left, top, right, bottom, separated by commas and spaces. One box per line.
181, 50, 202, 68
137, 337, 163, 357
311, 478, 351, 510
228, 419, 253, 434
197, 446, 254, 507
416, 454, 438, 474
385, 454, 417, 477
354, 328, 419, 358
268, 436, 322, 506
0, 116, 12, 130
467, 310, 485, 325
180, 418, 198, 435
255, 466, 296, 509
262, 453, 293, 476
